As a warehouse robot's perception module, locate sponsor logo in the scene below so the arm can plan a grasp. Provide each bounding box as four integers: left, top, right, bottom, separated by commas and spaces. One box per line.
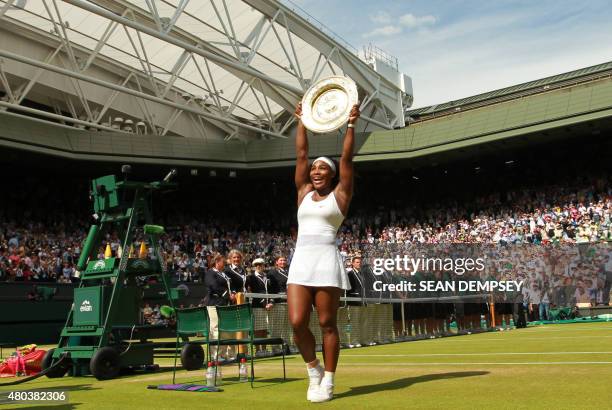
80, 300, 93, 312
93, 260, 106, 270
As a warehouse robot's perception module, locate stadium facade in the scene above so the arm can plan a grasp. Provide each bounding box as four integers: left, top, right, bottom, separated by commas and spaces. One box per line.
1, 0, 611, 347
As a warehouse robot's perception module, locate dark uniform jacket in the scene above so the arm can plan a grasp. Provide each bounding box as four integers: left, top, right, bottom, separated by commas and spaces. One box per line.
346, 267, 366, 305
268, 267, 288, 294
225, 264, 247, 294
246, 272, 275, 308
204, 268, 232, 306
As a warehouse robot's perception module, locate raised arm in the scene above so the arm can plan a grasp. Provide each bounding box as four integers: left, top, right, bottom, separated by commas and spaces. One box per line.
294, 102, 313, 205
334, 104, 360, 215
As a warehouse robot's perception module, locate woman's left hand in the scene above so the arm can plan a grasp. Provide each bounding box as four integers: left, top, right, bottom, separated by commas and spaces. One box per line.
348, 104, 360, 125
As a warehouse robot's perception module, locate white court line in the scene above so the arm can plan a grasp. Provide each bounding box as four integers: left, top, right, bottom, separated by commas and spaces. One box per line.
338, 362, 612, 366
345, 352, 612, 357
520, 327, 612, 332
443, 335, 612, 342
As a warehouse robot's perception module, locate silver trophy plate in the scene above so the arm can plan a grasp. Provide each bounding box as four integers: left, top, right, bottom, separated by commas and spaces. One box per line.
301, 75, 358, 133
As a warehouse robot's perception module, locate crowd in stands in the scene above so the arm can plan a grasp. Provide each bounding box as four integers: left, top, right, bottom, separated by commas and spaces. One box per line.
2, 176, 609, 263
1, 158, 611, 317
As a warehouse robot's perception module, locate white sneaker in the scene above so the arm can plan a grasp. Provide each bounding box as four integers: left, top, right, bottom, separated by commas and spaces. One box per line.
309, 382, 334, 403
306, 364, 324, 401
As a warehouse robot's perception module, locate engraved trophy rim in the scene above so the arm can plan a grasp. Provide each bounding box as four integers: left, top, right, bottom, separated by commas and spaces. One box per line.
301, 75, 358, 133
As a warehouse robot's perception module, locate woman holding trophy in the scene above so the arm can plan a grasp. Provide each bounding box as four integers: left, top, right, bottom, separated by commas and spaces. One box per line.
287, 80, 360, 402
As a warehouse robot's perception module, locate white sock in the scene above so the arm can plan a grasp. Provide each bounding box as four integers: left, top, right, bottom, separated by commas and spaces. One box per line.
307, 366, 321, 377
307, 358, 319, 369
321, 371, 335, 386
307, 360, 323, 378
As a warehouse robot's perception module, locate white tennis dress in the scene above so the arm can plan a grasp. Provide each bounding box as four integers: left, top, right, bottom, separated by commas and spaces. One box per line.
288, 190, 349, 289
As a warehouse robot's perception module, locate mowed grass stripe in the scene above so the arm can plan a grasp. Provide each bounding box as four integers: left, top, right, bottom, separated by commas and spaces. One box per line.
442, 335, 612, 341
518, 326, 612, 331
332, 361, 612, 365
3, 322, 612, 409
340, 333, 612, 355
343, 351, 612, 356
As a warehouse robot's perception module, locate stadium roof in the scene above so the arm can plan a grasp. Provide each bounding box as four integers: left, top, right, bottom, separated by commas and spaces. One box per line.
2, 62, 611, 168
407, 60, 612, 121
0, 0, 409, 140
1, 2, 610, 168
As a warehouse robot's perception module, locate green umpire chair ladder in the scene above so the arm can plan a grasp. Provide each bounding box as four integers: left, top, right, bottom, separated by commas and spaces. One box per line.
215, 304, 286, 387
172, 306, 211, 384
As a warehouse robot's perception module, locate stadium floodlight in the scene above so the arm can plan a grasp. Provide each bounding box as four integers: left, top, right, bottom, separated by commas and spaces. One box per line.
190, 169, 198, 176
209, 170, 217, 177
229, 170, 237, 178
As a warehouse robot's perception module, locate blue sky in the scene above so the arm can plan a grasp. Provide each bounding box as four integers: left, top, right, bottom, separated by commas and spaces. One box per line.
286, 0, 612, 108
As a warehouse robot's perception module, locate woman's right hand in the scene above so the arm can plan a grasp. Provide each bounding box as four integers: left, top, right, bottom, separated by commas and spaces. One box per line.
294, 102, 303, 121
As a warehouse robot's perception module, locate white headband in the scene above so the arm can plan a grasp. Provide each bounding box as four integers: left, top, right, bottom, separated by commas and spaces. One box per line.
312, 156, 336, 174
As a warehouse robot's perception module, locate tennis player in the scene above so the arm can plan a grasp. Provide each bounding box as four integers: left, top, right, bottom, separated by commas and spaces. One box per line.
287, 101, 360, 402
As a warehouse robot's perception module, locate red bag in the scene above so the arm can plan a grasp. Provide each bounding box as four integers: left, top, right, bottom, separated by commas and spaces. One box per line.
0, 345, 46, 377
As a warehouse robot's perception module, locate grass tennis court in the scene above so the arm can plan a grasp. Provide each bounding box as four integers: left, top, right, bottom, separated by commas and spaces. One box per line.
2, 322, 611, 409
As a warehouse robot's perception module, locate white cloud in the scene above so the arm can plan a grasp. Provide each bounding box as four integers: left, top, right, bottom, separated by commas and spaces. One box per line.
363, 25, 402, 38
293, 0, 612, 108
390, 13, 612, 108
363, 12, 437, 38
370, 11, 392, 24
399, 13, 437, 29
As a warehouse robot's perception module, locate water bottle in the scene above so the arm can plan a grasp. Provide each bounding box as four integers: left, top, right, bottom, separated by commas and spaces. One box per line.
206, 362, 215, 387
215, 361, 223, 386
239, 358, 248, 382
